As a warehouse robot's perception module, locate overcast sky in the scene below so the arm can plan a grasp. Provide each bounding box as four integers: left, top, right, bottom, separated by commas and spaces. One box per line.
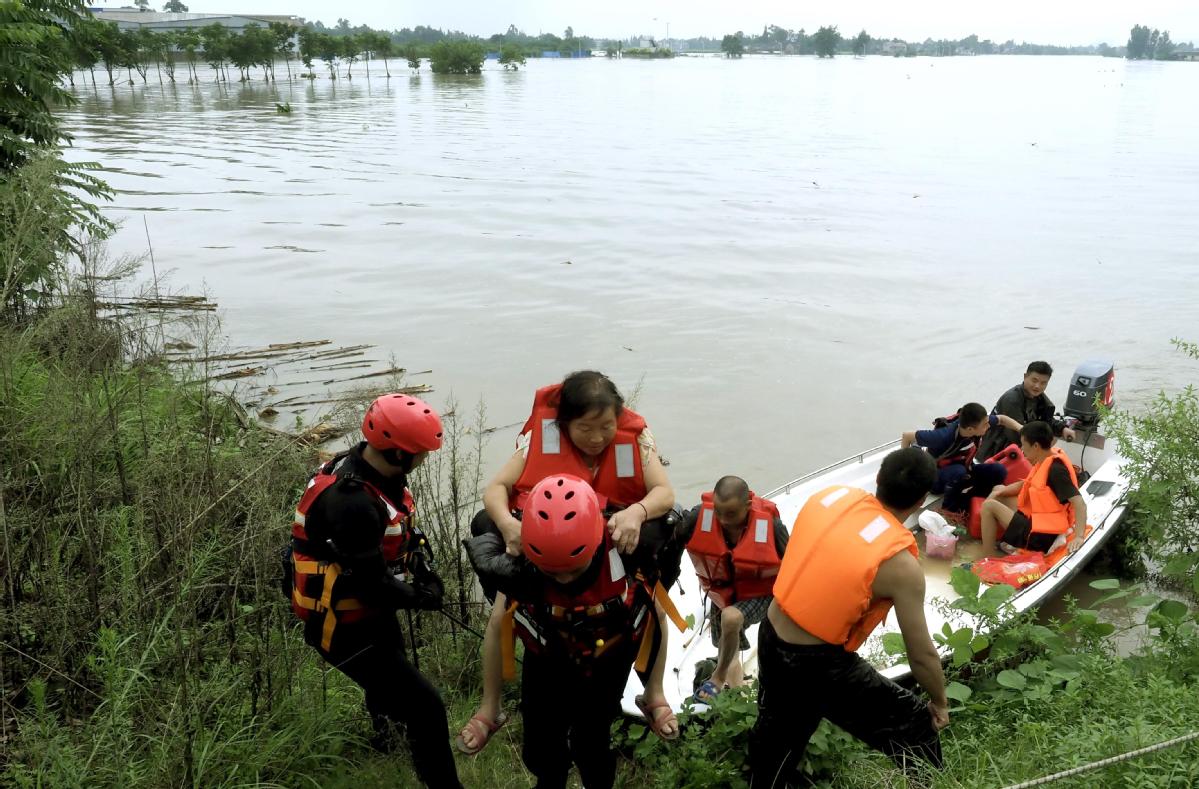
140, 1, 1199, 45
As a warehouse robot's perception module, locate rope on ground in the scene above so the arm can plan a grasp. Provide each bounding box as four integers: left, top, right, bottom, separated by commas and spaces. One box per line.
999, 729, 1199, 789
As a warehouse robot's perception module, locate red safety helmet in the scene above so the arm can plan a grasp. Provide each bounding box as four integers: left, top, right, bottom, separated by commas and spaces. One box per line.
361, 393, 444, 453
522, 474, 604, 574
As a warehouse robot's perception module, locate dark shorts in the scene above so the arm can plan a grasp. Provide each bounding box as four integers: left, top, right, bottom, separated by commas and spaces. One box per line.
710, 596, 771, 649
1002, 512, 1058, 553
749, 618, 942, 786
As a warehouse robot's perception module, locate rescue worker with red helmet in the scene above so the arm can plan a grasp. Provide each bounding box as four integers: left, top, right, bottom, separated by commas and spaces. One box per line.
288, 393, 463, 788
673, 475, 788, 703
749, 448, 948, 787
464, 474, 685, 789
457, 371, 680, 755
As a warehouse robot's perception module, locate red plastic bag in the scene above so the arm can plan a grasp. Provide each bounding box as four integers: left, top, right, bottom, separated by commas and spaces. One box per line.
972, 550, 1049, 588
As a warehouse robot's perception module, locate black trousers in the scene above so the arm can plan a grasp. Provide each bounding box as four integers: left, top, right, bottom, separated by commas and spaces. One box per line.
749, 618, 942, 788
520, 644, 637, 789
313, 615, 462, 789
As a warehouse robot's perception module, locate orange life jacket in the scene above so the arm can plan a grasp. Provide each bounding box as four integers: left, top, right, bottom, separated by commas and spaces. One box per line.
773, 486, 918, 652
510, 383, 649, 512
500, 532, 685, 679
1017, 447, 1079, 537
685, 491, 782, 608
290, 456, 420, 651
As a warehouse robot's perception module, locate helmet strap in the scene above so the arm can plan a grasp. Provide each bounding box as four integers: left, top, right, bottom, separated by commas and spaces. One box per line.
381, 448, 416, 474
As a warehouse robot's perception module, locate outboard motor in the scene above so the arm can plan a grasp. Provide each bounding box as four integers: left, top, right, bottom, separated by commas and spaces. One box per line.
1063, 359, 1115, 426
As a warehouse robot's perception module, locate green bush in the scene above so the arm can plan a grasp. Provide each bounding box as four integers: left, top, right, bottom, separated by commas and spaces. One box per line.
429, 40, 486, 74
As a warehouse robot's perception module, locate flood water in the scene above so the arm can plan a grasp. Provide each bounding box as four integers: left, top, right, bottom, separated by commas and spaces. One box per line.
61, 54, 1199, 508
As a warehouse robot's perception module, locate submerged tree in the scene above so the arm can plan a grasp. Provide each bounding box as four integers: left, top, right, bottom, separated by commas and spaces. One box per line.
429, 40, 484, 74
812, 25, 840, 58
721, 32, 745, 58
499, 42, 526, 70
852, 30, 870, 56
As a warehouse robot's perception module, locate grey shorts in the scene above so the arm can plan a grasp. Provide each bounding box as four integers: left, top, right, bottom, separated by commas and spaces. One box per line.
710, 596, 772, 649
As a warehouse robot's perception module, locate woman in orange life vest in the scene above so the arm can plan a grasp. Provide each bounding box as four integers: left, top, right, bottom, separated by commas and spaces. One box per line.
674, 475, 788, 703
979, 420, 1088, 556
289, 394, 463, 789
464, 474, 682, 789
456, 371, 678, 754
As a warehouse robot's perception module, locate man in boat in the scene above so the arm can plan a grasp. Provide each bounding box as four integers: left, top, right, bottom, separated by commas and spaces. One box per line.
901, 402, 1022, 522
464, 474, 685, 789
672, 475, 788, 702
749, 448, 948, 787
288, 394, 463, 788
457, 371, 680, 754
977, 361, 1077, 460
979, 421, 1088, 556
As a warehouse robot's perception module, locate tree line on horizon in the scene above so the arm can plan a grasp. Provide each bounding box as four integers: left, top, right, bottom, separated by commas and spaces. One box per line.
40, 11, 1199, 88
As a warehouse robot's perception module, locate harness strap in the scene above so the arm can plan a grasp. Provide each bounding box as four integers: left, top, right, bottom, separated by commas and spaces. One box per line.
291, 558, 363, 651
653, 580, 688, 633
501, 600, 519, 681
634, 614, 656, 673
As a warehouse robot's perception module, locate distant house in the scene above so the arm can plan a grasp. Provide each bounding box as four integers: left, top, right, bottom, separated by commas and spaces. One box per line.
87, 9, 304, 33
880, 40, 907, 56
1177, 50, 1199, 62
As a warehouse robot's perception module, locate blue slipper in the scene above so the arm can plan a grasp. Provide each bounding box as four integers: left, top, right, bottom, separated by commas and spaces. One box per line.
693, 679, 721, 704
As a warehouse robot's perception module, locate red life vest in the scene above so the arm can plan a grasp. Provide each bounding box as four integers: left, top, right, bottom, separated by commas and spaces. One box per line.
501, 532, 685, 678
1017, 447, 1080, 538
510, 384, 649, 512
685, 492, 782, 608
929, 415, 981, 469
289, 456, 420, 651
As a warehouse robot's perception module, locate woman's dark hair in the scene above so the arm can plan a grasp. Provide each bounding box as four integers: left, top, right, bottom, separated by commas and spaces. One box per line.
556, 370, 624, 435
958, 402, 988, 428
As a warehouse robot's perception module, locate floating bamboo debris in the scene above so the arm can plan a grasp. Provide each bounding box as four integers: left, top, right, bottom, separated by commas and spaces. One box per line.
98, 295, 216, 312
264, 383, 433, 409
212, 365, 264, 380
169, 339, 334, 364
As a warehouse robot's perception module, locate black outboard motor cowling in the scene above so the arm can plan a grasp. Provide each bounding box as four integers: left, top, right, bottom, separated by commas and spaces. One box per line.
1063, 359, 1115, 425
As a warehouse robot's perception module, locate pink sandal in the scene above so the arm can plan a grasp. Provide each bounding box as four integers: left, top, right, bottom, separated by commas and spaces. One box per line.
635, 694, 679, 742
454, 710, 509, 756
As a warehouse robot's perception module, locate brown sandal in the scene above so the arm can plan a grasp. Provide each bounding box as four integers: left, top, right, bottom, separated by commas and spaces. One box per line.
635, 694, 679, 742
454, 710, 508, 756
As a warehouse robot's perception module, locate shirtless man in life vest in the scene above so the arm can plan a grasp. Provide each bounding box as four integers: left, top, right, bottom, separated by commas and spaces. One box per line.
675, 476, 788, 702
750, 448, 948, 787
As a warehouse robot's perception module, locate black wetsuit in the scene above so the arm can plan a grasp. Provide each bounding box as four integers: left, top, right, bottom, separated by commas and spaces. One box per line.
298, 444, 462, 789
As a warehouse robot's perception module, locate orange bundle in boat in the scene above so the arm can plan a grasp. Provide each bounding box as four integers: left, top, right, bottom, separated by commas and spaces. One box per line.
972, 550, 1049, 589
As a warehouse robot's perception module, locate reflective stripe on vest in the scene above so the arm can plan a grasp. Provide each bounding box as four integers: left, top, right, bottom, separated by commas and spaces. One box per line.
685, 492, 783, 608
1017, 447, 1078, 536
511, 383, 649, 510
773, 486, 917, 652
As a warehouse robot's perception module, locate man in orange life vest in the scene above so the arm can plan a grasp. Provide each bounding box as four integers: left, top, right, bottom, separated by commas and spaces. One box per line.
979, 421, 1087, 556
750, 448, 948, 787
676, 476, 788, 702
464, 474, 685, 789
289, 394, 463, 789
459, 371, 679, 754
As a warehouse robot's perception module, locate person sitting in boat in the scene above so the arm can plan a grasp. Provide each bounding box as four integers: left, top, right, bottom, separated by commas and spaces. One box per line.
977, 360, 1077, 460
750, 448, 948, 787
900, 402, 1021, 523
464, 474, 685, 789
456, 370, 679, 754
979, 421, 1088, 556
673, 475, 788, 703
